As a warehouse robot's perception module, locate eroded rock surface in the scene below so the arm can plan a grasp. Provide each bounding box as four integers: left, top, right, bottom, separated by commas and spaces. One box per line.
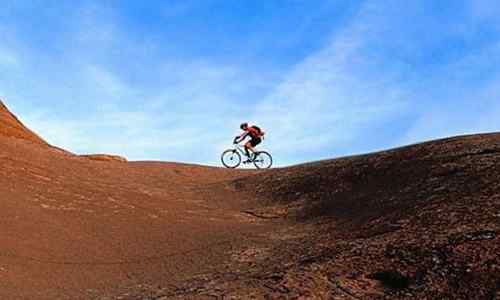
80, 154, 128, 162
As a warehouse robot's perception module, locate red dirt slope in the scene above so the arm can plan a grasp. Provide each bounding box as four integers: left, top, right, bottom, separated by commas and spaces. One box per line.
0, 100, 261, 299
0, 99, 48, 145
0, 132, 263, 300
1, 99, 499, 299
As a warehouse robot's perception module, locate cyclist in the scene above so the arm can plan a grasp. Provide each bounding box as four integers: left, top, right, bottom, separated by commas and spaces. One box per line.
234, 122, 265, 162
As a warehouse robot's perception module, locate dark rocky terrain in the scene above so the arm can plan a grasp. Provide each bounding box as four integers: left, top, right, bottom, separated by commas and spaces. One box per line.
0, 99, 498, 299
223, 133, 500, 299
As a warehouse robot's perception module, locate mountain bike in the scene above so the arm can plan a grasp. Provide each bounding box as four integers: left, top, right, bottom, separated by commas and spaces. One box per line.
221, 141, 273, 169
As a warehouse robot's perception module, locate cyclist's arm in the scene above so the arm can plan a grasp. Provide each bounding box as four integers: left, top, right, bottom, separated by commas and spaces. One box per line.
235, 131, 248, 143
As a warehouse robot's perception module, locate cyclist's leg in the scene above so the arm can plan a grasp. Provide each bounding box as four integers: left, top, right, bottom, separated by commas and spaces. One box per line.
244, 141, 253, 158
247, 138, 261, 159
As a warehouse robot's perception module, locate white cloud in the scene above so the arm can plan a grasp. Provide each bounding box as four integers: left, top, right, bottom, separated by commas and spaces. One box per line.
401, 79, 500, 145
250, 1, 411, 164
17, 57, 271, 164
399, 38, 500, 145
246, 0, 500, 165
4, 0, 414, 166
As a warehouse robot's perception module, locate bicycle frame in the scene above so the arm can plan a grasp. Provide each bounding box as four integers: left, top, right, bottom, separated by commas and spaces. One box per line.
233, 143, 253, 158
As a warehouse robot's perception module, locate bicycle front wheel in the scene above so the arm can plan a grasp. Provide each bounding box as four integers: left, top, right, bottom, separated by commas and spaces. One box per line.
253, 151, 273, 169
221, 149, 242, 168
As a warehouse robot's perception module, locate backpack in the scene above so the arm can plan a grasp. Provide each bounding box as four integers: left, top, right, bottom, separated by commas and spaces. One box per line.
250, 125, 265, 138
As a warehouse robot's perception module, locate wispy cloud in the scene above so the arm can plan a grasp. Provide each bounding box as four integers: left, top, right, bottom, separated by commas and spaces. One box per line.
251, 1, 414, 164
84, 65, 132, 100
3, 0, 500, 167
399, 27, 500, 144
400, 71, 500, 145
249, 0, 500, 165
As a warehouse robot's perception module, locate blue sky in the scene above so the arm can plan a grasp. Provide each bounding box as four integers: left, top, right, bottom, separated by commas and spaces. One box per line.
1, 0, 500, 166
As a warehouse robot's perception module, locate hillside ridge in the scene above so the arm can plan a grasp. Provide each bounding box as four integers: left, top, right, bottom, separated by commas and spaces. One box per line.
0, 99, 48, 145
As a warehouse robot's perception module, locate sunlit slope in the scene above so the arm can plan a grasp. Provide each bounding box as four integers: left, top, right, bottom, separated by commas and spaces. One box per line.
0, 101, 255, 299
0, 100, 48, 145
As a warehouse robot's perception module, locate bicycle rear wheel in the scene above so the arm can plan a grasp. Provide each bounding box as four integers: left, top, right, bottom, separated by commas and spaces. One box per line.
221, 149, 242, 168
253, 151, 273, 169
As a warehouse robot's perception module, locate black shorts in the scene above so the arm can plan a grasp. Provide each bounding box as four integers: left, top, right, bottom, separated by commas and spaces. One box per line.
249, 137, 262, 147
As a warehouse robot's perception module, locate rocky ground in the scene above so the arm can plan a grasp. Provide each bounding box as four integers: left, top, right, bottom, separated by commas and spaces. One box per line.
164, 133, 500, 299
0, 100, 499, 299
